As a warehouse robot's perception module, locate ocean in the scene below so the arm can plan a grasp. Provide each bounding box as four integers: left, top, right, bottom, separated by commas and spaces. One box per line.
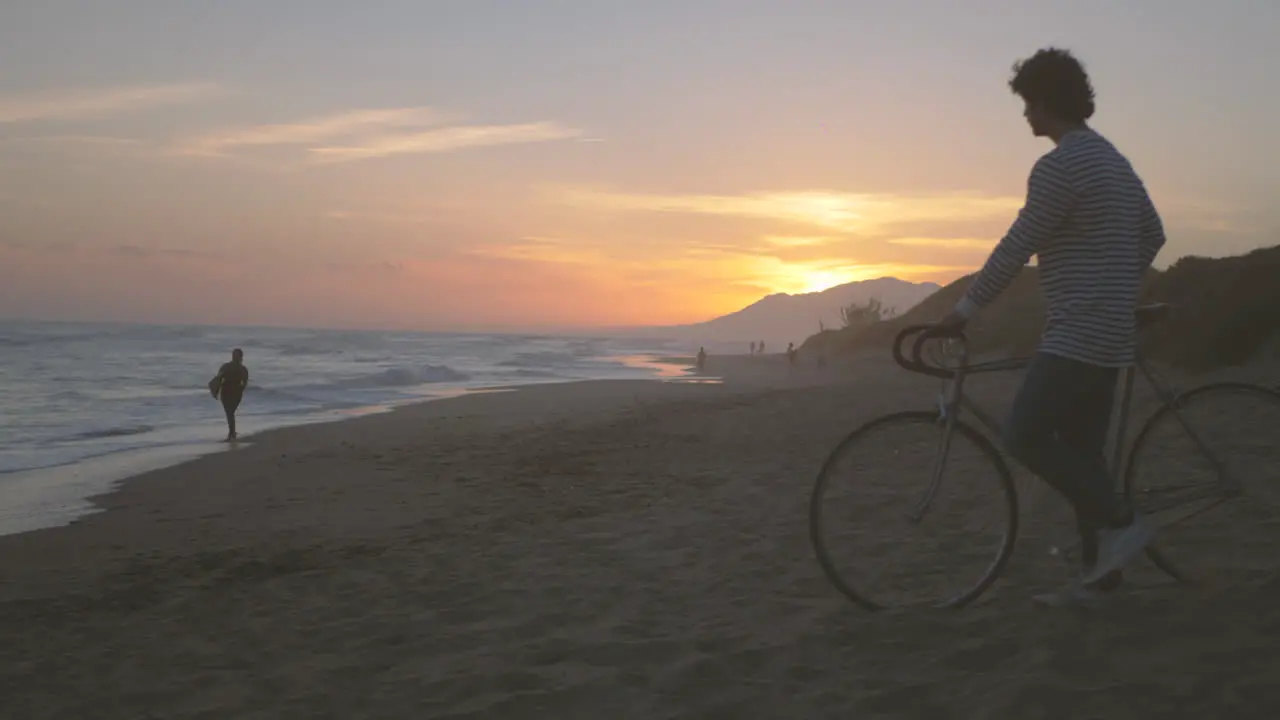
0, 321, 704, 534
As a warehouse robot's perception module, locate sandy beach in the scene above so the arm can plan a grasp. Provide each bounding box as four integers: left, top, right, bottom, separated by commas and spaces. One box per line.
3, 354, 1279, 719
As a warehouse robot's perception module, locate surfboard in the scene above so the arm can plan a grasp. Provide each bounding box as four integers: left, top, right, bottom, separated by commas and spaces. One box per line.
208, 376, 221, 399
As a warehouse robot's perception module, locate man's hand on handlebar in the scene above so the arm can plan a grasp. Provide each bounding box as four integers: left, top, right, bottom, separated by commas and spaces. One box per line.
892, 322, 966, 379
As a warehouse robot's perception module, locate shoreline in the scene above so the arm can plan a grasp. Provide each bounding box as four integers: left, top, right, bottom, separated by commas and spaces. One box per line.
0, 400, 408, 538
0, 351, 822, 546
0, 351, 713, 538
70, 359, 772, 522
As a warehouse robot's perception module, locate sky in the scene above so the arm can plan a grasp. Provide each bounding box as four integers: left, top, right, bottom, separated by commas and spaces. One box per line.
0, 1, 1276, 332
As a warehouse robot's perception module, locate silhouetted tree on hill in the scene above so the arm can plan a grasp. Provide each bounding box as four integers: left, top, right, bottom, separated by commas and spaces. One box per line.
839, 297, 895, 330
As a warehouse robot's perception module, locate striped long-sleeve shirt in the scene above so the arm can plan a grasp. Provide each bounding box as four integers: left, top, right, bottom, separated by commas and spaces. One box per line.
955, 128, 1166, 367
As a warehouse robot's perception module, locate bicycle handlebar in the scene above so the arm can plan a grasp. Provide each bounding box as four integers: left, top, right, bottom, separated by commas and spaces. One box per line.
891, 324, 967, 379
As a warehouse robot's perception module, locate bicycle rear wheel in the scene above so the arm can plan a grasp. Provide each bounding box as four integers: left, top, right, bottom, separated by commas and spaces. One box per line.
1124, 382, 1280, 584
809, 410, 1018, 610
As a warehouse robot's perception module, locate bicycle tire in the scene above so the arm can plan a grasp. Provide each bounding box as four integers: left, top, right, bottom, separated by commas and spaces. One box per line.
1123, 381, 1280, 584
809, 410, 1019, 610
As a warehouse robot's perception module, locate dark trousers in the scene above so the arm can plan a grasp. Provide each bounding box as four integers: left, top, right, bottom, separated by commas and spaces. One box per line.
1001, 352, 1124, 569
221, 392, 243, 437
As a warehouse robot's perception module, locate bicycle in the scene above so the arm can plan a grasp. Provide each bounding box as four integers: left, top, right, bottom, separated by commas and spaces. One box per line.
809, 302, 1280, 610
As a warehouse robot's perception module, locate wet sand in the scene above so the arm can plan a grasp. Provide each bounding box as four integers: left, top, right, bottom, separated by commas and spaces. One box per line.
2, 354, 1278, 719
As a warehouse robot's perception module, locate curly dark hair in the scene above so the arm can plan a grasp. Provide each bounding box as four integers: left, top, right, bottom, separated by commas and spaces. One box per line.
1009, 47, 1095, 123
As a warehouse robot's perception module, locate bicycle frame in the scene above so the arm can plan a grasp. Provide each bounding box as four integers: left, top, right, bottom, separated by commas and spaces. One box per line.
912, 334, 1240, 530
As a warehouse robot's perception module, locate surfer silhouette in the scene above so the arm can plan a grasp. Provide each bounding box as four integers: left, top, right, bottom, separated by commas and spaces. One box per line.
209, 348, 249, 441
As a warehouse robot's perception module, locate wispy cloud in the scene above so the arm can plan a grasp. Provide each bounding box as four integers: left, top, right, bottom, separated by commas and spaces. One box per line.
324, 209, 441, 225
112, 243, 211, 260
0, 135, 143, 147
309, 122, 582, 164
175, 107, 443, 157
0, 135, 149, 164
467, 236, 610, 267
466, 234, 968, 298
762, 235, 837, 247
177, 107, 582, 166
887, 237, 996, 251
556, 188, 1021, 234
0, 83, 224, 124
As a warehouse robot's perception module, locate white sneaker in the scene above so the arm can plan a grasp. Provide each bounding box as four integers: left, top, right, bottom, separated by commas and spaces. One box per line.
1082, 514, 1154, 584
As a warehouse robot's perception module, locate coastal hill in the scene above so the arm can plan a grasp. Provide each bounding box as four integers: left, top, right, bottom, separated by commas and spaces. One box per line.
804, 244, 1280, 373
623, 277, 940, 349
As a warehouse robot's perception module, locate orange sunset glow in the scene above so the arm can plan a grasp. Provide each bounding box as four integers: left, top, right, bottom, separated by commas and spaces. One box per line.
1, 4, 1275, 332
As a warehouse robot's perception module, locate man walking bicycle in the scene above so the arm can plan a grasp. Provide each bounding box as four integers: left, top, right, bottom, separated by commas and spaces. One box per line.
938, 48, 1166, 606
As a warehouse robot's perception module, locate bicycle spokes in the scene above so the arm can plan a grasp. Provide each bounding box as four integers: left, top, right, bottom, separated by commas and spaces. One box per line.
1168, 411, 1241, 495
810, 410, 1017, 610
1124, 381, 1280, 583
905, 419, 955, 523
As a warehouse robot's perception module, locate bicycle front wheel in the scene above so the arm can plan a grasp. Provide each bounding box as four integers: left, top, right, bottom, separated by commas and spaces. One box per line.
809, 411, 1018, 610
1124, 382, 1280, 584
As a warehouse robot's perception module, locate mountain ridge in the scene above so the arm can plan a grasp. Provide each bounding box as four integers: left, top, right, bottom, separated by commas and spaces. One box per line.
604, 276, 942, 349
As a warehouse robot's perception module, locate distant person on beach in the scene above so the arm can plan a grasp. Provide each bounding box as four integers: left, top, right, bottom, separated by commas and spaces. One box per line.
758, 340, 765, 355
209, 348, 249, 441
937, 48, 1166, 607
696, 346, 707, 371
749, 341, 757, 355
787, 342, 797, 367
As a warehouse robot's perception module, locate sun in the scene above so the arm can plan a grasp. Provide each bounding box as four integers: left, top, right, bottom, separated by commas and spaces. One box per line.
796, 268, 852, 294
752, 260, 862, 295
752, 258, 910, 297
